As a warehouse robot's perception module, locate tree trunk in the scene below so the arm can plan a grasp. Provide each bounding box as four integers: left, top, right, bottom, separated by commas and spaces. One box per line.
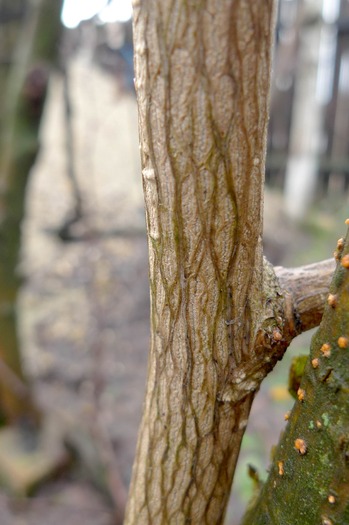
0, 0, 63, 424
126, 1, 339, 523
126, 1, 278, 523
284, 0, 324, 219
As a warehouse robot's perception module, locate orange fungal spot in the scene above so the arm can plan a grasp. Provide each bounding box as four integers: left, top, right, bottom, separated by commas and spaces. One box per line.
278, 461, 284, 476
338, 336, 349, 348
341, 254, 349, 268
297, 388, 305, 402
311, 358, 319, 368
294, 438, 307, 455
328, 494, 336, 504
337, 238, 344, 249
320, 343, 331, 358
284, 411, 291, 421
327, 294, 337, 307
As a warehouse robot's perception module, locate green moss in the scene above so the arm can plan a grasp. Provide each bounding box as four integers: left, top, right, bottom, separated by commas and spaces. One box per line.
321, 413, 330, 427
242, 228, 349, 525
319, 451, 330, 466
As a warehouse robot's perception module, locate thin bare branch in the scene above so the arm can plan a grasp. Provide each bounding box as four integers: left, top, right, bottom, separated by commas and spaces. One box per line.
275, 258, 335, 337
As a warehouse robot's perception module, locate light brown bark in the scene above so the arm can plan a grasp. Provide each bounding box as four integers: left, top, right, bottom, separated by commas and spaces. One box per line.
126, 1, 277, 523
126, 1, 335, 523
275, 258, 335, 336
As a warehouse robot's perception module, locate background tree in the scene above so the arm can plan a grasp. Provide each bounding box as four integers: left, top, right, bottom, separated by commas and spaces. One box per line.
0, 0, 63, 425
125, 1, 340, 523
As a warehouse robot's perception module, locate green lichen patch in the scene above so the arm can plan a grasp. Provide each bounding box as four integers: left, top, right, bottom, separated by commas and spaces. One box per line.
242, 227, 349, 525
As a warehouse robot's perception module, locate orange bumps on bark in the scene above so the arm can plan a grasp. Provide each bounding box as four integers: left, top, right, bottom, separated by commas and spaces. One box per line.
341, 254, 349, 268
311, 358, 319, 368
294, 438, 307, 455
338, 336, 349, 348
337, 237, 344, 250
334, 238, 344, 260
297, 388, 306, 402
320, 343, 331, 358
327, 294, 337, 307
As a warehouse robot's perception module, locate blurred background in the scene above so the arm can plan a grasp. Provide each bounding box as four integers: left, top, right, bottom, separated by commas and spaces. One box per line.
0, 0, 348, 524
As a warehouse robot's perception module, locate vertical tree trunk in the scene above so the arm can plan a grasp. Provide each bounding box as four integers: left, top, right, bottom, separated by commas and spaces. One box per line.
0, 0, 63, 424
126, 1, 277, 523
284, 0, 324, 219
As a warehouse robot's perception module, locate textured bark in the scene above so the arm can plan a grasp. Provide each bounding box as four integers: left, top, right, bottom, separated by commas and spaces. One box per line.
242, 232, 349, 525
275, 258, 335, 337
126, 1, 279, 523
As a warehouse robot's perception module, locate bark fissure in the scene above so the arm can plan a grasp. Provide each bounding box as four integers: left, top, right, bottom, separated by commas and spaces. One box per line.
127, 2, 278, 523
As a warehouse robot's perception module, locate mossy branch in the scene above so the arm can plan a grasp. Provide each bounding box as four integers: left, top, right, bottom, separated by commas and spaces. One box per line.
242, 230, 349, 525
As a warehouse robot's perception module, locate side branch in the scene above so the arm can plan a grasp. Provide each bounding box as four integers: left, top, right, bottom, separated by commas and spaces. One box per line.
275, 258, 335, 337
222, 258, 335, 405
242, 238, 349, 525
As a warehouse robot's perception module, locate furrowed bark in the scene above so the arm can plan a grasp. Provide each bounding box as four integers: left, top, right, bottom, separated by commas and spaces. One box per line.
242, 233, 349, 525
126, 1, 278, 523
